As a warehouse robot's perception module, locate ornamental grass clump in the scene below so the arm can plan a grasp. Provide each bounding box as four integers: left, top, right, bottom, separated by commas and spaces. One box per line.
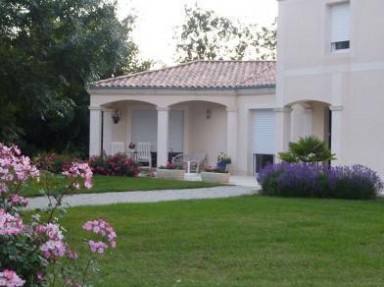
257, 163, 383, 199
0, 143, 117, 286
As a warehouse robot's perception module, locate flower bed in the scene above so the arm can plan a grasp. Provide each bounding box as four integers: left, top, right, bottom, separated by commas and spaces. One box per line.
89, 153, 140, 177
257, 163, 383, 199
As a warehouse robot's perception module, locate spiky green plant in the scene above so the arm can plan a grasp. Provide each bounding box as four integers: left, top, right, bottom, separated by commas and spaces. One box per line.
278, 136, 336, 163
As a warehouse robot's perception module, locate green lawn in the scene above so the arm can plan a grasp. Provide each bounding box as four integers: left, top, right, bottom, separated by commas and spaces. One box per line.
61, 196, 384, 287
22, 175, 220, 197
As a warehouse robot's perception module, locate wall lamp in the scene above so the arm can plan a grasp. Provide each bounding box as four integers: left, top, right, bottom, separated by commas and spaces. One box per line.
112, 110, 121, 124
206, 109, 211, 119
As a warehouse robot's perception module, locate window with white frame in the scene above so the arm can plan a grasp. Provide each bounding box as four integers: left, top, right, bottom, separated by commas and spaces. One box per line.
330, 1, 350, 52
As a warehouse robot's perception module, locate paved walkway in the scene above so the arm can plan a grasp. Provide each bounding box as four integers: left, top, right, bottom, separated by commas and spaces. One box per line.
27, 185, 259, 210
26, 175, 260, 209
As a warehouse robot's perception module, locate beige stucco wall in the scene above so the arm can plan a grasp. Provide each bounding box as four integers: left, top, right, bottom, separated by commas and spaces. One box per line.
277, 0, 384, 177
187, 102, 227, 167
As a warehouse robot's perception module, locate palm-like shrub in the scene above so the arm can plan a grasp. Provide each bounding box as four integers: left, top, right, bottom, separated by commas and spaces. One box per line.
279, 136, 335, 163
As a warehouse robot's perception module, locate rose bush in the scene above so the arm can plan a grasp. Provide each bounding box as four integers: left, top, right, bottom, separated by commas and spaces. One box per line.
0, 143, 117, 286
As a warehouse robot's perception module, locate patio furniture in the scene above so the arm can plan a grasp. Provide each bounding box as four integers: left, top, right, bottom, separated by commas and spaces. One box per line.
172, 153, 206, 173
135, 142, 152, 168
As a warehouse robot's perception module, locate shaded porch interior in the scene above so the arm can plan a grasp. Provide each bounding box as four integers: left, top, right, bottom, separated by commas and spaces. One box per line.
96, 100, 229, 169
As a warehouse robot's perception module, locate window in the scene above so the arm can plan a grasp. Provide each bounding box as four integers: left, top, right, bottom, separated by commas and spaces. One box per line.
330, 2, 350, 52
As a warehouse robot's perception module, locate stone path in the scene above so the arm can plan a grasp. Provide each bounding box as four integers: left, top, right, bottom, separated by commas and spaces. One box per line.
26, 186, 259, 210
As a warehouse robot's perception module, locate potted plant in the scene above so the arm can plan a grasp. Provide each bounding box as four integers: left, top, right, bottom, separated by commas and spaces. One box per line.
128, 141, 136, 151
156, 162, 185, 180
217, 152, 231, 171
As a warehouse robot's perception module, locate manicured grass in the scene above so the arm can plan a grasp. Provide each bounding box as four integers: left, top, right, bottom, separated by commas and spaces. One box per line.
61, 196, 384, 286
22, 175, 220, 197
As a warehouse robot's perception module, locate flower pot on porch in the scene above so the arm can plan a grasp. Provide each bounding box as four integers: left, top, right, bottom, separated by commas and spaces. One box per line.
201, 171, 230, 184
156, 169, 185, 180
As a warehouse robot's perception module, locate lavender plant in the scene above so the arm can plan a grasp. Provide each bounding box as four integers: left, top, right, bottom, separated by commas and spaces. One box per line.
257, 163, 383, 199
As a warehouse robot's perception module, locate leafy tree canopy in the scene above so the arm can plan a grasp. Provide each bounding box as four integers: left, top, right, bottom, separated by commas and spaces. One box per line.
0, 0, 151, 155
174, 4, 276, 63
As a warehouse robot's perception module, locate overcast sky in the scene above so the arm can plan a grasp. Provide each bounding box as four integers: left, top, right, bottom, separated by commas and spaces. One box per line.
117, 0, 278, 66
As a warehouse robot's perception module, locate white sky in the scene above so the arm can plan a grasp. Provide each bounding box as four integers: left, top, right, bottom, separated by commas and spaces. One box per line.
117, 0, 278, 66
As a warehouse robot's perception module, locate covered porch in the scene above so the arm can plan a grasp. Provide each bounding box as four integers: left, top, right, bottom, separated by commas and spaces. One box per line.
88, 60, 277, 175
89, 98, 238, 170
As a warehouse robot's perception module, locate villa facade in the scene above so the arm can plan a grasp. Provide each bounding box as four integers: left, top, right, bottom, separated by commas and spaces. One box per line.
89, 0, 384, 178
276, 0, 384, 177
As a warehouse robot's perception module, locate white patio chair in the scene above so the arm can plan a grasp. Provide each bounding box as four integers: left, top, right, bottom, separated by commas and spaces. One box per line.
172, 153, 206, 173
135, 142, 152, 168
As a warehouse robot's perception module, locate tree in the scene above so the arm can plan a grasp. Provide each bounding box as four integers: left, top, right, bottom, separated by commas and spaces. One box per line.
174, 4, 276, 63
0, 0, 151, 155
253, 19, 277, 60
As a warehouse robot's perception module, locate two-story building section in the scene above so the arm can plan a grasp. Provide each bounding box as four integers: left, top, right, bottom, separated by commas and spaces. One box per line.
276, 0, 384, 177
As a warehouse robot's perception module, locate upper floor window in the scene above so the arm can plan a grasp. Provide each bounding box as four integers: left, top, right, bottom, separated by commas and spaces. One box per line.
330, 2, 350, 52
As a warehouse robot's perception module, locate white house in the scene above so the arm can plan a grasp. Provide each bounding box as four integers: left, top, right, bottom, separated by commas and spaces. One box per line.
89, 0, 384, 178
88, 61, 276, 175
276, 0, 384, 178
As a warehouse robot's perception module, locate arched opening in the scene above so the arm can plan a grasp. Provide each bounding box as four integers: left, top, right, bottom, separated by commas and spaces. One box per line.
170, 100, 228, 166
286, 100, 332, 149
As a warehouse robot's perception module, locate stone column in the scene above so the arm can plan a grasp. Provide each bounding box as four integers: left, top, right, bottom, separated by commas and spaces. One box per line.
226, 107, 238, 172
275, 107, 291, 162
102, 109, 113, 155
89, 106, 103, 157
157, 106, 169, 167
330, 105, 343, 165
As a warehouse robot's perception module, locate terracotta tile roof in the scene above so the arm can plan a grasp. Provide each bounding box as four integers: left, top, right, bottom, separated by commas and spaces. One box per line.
91, 60, 276, 90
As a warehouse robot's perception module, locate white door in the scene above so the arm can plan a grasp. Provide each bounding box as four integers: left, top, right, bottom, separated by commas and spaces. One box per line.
251, 109, 276, 173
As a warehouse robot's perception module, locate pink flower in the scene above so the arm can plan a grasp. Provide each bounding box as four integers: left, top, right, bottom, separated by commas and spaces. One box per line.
36, 272, 44, 282
35, 223, 64, 241
66, 249, 78, 260
88, 240, 107, 254
0, 209, 24, 236
40, 240, 66, 258
0, 143, 39, 194
0, 269, 25, 287
62, 162, 93, 190
9, 194, 28, 207
83, 219, 117, 250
